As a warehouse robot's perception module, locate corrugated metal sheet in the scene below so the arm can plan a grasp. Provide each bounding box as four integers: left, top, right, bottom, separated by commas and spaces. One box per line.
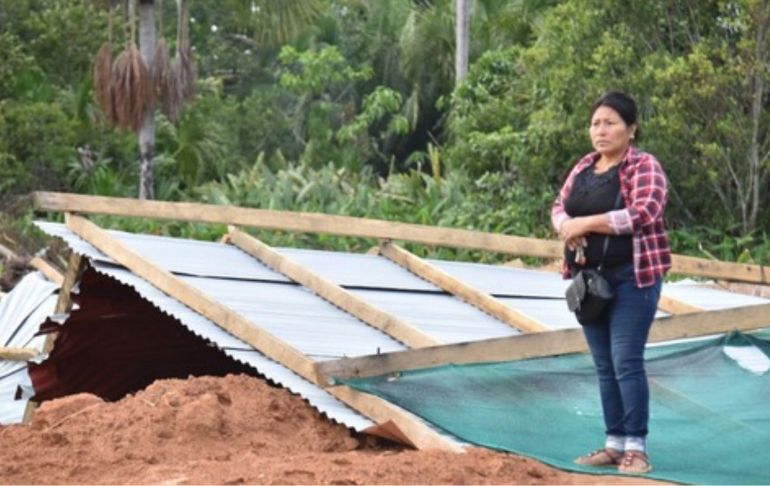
0, 272, 58, 424
661, 282, 769, 310
35, 222, 291, 282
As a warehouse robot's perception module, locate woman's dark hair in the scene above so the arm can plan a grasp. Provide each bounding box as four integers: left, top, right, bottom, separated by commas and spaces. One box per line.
590, 91, 641, 140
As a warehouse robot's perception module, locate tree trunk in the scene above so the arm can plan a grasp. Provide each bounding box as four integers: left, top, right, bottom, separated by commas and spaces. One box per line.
455, 0, 470, 83
138, 0, 156, 200
746, 2, 769, 233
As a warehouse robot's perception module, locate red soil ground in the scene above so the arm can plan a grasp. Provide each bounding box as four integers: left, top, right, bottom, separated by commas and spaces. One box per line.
0, 374, 663, 485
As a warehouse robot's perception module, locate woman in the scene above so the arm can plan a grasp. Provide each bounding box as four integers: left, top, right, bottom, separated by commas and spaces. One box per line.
551, 91, 671, 474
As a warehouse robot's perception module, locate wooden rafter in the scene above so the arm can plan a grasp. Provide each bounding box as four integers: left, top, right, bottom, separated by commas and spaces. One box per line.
33, 191, 560, 257
61, 214, 459, 451
228, 227, 440, 348
315, 302, 770, 383
379, 241, 548, 333
0, 347, 37, 361
32, 191, 770, 284
29, 257, 64, 286
657, 294, 702, 314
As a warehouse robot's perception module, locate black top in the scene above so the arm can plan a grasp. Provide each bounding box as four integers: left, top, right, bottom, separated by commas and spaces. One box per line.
563, 164, 633, 269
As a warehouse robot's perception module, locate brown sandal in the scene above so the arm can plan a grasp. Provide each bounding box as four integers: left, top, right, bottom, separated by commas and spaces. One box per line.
619, 450, 652, 474
574, 448, 623, 467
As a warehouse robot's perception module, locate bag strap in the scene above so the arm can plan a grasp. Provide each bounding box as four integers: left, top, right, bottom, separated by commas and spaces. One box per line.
597, 188, 624, 272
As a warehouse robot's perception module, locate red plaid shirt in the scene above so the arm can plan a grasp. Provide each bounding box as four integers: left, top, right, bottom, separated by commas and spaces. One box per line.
551, 146, 671, 288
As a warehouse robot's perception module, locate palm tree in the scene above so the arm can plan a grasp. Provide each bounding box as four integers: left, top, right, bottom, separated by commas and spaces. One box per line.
92, 0, 195, 199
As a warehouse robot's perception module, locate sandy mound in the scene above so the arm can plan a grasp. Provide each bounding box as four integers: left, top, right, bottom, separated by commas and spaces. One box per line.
0, 374, 662, 484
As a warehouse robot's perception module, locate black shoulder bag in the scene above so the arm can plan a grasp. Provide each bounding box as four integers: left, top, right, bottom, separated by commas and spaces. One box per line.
564, 190, 623, 325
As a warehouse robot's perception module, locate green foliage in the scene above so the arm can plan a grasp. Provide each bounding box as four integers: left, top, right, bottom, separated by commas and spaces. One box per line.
0, 32, 36, 98
190, 157, 552, 262
279, 45, 372, 95
0, 100, 76, 194
21, 0, 105, 88
668, 226, 770, 265
156, 78, 240, 190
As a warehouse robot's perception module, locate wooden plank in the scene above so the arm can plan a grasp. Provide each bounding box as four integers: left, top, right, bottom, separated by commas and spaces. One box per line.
34, 192, 770, 284
315, 302, 770, 383
670, 254, 770, 284
33, 192, 562, 258
54, 250, 85, 315
379, 241, 548, 333
63, 214, 456, 450
29, 257, 64, 286
328, 385, 463, 452
657, 294, 702, 315
228, 228, 440, 348
0, 346, 37, 361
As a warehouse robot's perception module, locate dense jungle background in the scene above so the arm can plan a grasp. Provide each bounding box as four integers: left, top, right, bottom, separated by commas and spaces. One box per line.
1, 0, 769, 274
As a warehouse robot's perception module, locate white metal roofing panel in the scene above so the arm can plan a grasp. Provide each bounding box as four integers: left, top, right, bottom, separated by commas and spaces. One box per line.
278, 248, 439, 291
348, 289, 521, 343
428, 260, 570, 298
35, 222, 291, 282
177, 275, 405, 359
0, 272, 58, 348
0, 368, 30, 424
663, 282, 770, 310
0, 272, 59, 424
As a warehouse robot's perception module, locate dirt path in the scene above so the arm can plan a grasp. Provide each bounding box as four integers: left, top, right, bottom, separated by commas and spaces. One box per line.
0, 374, 663, 485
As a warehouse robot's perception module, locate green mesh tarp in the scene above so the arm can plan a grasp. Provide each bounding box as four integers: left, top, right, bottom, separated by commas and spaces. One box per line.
342, 331, 770, 485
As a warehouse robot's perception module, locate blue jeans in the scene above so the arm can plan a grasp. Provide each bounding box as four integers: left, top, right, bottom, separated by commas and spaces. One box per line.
581, 263, 662, 439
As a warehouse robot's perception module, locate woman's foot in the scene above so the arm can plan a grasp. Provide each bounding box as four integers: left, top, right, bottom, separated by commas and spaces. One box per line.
574, 448, 623, 466
619, 450, 652, 474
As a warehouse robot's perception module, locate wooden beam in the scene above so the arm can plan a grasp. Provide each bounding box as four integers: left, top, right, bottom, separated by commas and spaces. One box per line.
671, 254, 770, 284
657, 294, 702, 315
63, 214, 456, 450
0, 346, 37, 361
379, 241, 548, 333
29, 257, 64, 286
315, 302, 770, 383
328, 386, 462, 452
54, 250, 86, 315
228, 228, 440, 348
34, 192, 770, 284
33, 192, 562, 258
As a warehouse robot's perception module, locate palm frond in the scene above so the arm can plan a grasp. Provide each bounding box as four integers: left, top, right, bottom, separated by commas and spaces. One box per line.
92, 42, 116, 125
112, 43, 154, 132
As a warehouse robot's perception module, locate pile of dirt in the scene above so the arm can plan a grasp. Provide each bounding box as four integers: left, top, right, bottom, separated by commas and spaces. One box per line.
0, 374, 661, 485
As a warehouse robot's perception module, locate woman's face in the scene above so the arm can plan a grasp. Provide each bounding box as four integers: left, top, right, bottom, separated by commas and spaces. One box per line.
589, 106, 636, 158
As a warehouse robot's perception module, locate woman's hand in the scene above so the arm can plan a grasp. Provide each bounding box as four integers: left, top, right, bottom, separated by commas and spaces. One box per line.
559, 217, 589, 242
564, 236, 587, 251
559, 218, 588, 265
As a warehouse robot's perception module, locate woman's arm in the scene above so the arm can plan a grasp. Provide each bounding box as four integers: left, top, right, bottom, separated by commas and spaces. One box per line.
608, 154, 668, 235
551, 164, 583, 234
559, 154, 668, 240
